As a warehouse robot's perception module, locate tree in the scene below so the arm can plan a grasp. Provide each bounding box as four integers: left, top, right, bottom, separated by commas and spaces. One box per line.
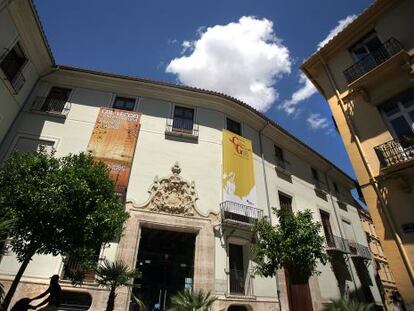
322, 297, 374, 311
252, 207, 328, 281
95, 260, 140, 311
168, 290, 218, 311
0, 151, 129, 310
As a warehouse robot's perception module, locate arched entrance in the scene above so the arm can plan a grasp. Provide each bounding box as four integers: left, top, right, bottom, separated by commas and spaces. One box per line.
228, 305, 249, 311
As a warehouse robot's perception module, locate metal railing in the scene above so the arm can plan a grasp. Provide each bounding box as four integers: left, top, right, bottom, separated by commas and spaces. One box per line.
220, 201, 263, 225
326, 235, 350, 253
165, 118, 199, 137
63, 257, 96, 282
10, 69, 25, 93
32, 96, 71, 116
229, 269, 252, 295
374, 137, 414, 169
348, 241, 371, 259
343, 38, 404, 84
275, 159, 291, 174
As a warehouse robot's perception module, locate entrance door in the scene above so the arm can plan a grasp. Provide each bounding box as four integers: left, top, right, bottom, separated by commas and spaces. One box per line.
285, 269, 313, 311
229, 244, 245, 295
130, 228, 196, 311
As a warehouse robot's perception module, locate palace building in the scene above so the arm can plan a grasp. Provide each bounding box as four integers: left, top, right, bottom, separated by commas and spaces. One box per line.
301, 0, 414, 308
0, 0, 384, 310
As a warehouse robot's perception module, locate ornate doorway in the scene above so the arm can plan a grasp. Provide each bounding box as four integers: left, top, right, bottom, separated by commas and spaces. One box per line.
130, 228, 196, 311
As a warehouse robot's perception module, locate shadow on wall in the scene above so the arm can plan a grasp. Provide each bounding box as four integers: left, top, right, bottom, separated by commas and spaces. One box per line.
330, 253, 352, 297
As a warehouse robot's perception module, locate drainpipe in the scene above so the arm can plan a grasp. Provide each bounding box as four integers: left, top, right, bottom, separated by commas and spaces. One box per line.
323, 168, 361, 301
317, 53, 414, 285
258, 121, 282, 311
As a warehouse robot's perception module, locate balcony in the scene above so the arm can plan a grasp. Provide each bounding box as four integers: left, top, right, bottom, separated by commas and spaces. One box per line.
326, 235, 350, 254
344, 38, 404, 85
165, 119, 199, 140
314, 180, 328, 200
348, 241, 371, 260
31, 96, 71, 117
220, 201, 263, 226
228, 269, 252, 296
374, 137, 414, 173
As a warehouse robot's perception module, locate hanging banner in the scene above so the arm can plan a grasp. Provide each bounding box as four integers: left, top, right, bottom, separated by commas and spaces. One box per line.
222, 129, 256, 207
87, 107, 141, 196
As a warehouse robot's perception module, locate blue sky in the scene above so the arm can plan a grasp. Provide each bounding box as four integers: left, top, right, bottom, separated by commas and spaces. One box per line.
34, 0, 373, 178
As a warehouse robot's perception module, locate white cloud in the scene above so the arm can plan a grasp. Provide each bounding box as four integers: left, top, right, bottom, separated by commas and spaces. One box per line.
166, 16, 291, 112
318, 15, 357, 49
279, 73, 317, 115
307, 113, 330, 130
181, 40, 193, 54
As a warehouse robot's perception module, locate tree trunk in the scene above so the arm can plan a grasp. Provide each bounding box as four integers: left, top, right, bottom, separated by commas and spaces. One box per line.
105, 287, 116, 311
1, 254, 33, 310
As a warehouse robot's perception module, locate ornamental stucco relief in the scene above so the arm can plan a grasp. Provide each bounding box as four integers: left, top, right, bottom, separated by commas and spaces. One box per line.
137, 162, 201, 216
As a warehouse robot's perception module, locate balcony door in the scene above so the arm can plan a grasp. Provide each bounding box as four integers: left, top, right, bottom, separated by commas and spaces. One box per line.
229, 243, 245, 295
380, 89, 414, 147
320, 211, 335, 248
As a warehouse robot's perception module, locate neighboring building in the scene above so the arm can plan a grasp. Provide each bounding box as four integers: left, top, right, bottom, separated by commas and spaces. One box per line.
358, 208, 399, 310
301, 0, 414, 309
0, 0, 383, 310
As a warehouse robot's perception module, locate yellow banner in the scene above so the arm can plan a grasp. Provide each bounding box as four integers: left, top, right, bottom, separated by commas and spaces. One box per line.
222, 129, 256, 207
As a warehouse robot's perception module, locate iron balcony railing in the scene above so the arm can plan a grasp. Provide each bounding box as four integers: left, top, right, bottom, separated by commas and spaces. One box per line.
374, 137, 414, 169
228, 269, 252, 296
32, 96, 71, 116
275, 159, 291, 175
9, 69, 25, 93
343, 38, 404, 84
220, 201, 263, 225
165, 118, 199, 137
348, 241, 371, 260
326, 235, 350, 254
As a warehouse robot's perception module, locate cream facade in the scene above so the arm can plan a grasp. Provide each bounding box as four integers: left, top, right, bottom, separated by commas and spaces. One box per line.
302, 0, 414, 309
0, 0, 384, 310
358, 208, 398, 310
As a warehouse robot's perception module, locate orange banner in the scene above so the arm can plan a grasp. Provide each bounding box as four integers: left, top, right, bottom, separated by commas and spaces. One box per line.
87, 108, 141, 196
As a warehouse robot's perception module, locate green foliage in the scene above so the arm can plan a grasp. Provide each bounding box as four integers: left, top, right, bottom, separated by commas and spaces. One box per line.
168, 290, 218, 311
322, 297, 375, 311
0, 151, 129, 308
95, 260, 139, 289
95, 260, 139, 311
252, 207, 328, 279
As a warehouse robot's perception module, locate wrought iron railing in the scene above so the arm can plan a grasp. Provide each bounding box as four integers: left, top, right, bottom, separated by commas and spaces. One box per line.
275, 159, 291, 174
374, 137, 414, 169
220, 201, 263, 225
32, 96, 71, 116
343, 38, 404, 84
165, 118, 199, 137
229, 269, 252, 295
326, 235, 350, 253
63, 257, 96, 282
348, 241, 371, 259
9, 69, 25, 93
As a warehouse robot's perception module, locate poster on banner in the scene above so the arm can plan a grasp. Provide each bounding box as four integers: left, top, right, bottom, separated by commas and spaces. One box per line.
87, 107, 141, 196
222, 129, 257, 210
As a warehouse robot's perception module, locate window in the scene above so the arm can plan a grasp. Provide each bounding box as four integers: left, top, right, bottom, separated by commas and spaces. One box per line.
41, 87, 71, 114
13, 137, 55, 154
226, 118, 241, 136
274, 145, 285, 164
320, 211, 335, 247
0, 42, 26, 92
380, 88, 414, 146
278, 192, 292, 212
113, 96, 135, 111
342, 219, 356, 243
311, 167, 320, 181
172, 106, 194, 133
349, 32, 382, 62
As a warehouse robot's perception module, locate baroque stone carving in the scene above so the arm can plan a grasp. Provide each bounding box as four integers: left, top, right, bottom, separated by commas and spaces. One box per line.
142, 162, 199, 216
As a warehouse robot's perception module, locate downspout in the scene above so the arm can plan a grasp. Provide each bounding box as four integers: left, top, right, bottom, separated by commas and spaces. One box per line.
317, 53, 414, 285
323, 168, 360, 301
258, 121, 282, 311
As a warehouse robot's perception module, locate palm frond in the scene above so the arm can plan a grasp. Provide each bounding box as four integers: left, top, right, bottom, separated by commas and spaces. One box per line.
322, 297, 375, 311
168, 289, 217, 311
95, 260, 139, 290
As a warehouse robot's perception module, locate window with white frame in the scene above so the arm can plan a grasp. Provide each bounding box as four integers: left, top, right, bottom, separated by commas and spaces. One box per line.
380, 88, 414, 146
